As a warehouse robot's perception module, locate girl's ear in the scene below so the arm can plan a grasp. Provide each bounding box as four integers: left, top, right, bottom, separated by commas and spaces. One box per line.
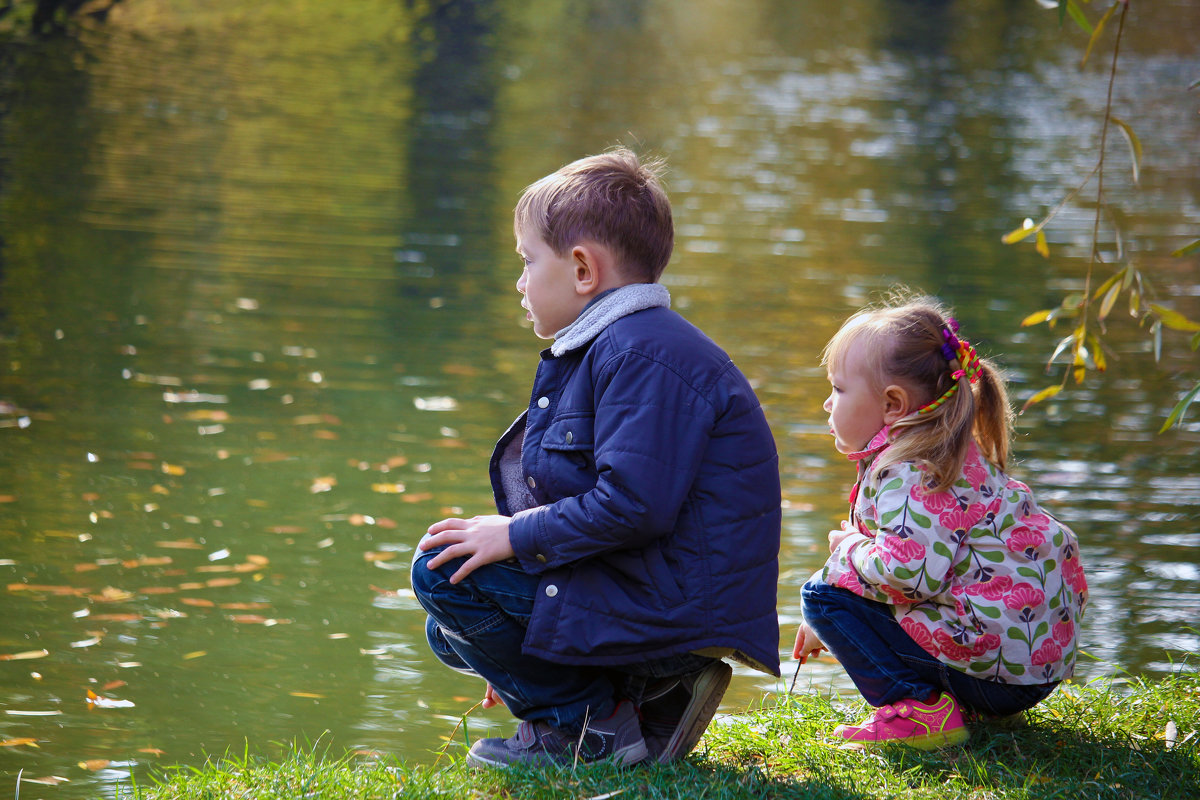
881, 384, 913, 424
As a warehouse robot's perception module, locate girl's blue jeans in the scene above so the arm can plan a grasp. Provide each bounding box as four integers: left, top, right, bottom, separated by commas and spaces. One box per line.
801, 578, 1057, 717
410, 539, 712, 734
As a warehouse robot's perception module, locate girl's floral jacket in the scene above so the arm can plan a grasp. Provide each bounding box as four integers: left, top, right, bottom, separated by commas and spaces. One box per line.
821, 428, 1088, 684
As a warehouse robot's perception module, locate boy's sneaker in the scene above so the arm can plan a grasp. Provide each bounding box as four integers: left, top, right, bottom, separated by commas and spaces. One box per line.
466, 700, 648, 769
835, 692, 969, 750
639, 660, 732, 762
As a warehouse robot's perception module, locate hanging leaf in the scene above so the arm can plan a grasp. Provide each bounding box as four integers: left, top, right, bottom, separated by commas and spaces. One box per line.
1152, 320, 1163, 362
1098, 282, 1121, 322
1035, 230, 1050, 258
1081, 1, 1119, 68
1110, 117, 1142, 184
1160, 381, 1200, 433
1021, 309, 1055, 327
1150, 304, 1200, 332
1172, 239, 1200, 258
1048, 333, 1078, 367
1022, 384, 1063, 413
1087, 332, 1107, 372
1065, 0, 1094, 35
1001, 218, 1038, 244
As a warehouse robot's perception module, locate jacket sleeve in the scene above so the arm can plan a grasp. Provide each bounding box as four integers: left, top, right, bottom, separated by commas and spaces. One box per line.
820, 463, 957, 605
508, 349, 716, 573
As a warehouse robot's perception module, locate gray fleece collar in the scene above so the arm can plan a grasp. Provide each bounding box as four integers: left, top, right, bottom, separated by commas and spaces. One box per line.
551, 283, 671, 357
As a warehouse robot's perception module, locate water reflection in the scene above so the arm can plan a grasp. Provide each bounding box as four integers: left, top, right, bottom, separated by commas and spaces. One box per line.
1, 0, 1198, 796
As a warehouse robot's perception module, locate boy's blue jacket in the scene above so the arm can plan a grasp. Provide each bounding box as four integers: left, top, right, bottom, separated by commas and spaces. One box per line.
490, 304, 782, 676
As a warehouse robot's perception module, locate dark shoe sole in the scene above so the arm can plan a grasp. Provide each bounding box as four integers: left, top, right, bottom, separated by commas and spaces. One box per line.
658, 661, 732, 763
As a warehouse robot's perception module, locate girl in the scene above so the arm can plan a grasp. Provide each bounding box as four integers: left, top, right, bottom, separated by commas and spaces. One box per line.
795, 294, 1087, 749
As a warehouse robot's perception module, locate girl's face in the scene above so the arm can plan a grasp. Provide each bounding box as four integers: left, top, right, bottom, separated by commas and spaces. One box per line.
823, 339, 887, 455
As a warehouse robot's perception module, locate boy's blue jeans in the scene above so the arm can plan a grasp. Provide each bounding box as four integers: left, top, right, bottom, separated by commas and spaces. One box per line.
801, 578, 1057, 717
411, 540, 712, 734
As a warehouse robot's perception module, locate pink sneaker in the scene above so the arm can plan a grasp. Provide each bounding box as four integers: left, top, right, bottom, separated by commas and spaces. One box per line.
836, 693, 968, 750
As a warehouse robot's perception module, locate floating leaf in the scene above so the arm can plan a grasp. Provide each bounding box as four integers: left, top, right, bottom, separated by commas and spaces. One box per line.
183, 651, 207, 660
0, 738, 39, 747
161, 462, 187, 476
20, 776, 69, 786
139, 747, 166, 756
364, 551, 397, 563
289, 691, 324, 699
0, 649, 49, 661
86, 689, 135, 709
372, 482, 406, 494
79, 759, 112, 771
180, 597, 216, 608
310, 476, 337, 494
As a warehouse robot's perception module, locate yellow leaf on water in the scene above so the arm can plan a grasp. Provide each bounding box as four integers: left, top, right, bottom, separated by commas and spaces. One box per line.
371, 483, 406, 494
79, 759, 112, 771
0, 738, 39, 747
0, 649, 49, 661
183, 651, 207, 660
161, 462, 186, 476
20, 776, 68, 786
364, 552, 396, 563
289, 691, 325, 699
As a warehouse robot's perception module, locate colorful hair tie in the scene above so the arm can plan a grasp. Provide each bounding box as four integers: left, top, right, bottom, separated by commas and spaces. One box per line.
917, 320, 982, 415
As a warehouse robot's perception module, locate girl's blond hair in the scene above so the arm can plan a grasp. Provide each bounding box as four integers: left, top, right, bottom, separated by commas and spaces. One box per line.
823, 291, 1013, 492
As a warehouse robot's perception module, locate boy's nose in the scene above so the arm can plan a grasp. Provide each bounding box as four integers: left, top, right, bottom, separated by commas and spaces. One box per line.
516, 268, 527, 293
823, 396, 833, 413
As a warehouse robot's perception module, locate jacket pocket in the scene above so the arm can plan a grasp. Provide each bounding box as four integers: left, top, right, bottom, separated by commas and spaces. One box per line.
540, 414, 596, 477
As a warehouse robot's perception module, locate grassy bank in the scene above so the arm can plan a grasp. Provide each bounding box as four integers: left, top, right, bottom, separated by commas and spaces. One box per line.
131, 670, 1199, 800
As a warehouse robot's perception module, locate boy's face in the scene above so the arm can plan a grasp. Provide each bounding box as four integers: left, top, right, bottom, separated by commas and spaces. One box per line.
514, 229, 587, 339
823, 339, 886, 455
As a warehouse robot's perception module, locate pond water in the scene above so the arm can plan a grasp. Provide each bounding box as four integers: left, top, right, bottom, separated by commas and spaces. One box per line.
1, 0, 1198, 795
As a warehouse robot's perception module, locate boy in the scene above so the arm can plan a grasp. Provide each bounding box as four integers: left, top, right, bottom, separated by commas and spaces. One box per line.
411, 149, 781, 768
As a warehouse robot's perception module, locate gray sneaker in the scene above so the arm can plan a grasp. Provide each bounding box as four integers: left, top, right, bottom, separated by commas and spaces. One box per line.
640, 660, 732, 763
466, 700, 648, 769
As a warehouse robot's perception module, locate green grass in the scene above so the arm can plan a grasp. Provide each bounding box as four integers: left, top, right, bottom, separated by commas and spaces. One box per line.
130, 670, 1200, 800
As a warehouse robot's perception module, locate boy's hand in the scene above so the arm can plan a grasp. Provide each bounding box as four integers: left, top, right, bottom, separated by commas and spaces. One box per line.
827, 520, 859, 553
792, 621, 825, 664
419, 515, 515, 584
482, 683, 506, 709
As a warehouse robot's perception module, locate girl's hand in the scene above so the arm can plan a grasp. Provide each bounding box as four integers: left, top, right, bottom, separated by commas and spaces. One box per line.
827, 520, 858, 553
792, 621, 825, 664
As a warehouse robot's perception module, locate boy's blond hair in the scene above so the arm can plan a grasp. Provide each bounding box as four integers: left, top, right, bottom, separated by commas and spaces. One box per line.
823, 291, 1013, 493
514, 148, 674, 283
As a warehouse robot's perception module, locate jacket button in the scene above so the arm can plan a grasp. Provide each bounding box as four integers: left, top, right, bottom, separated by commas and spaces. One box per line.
526, 476, 536, 489
536, 554, 546, 564
537, 396, 549, 408
545, 584, 558, 597
565, 431, 573, 444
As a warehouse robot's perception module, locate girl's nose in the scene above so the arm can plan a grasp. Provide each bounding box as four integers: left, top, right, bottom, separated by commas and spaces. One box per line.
823, 396, 833, 413
516, 268, 528, 293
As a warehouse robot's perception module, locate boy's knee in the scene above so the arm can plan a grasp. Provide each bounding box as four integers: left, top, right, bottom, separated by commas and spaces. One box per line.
409, 544, 452, 602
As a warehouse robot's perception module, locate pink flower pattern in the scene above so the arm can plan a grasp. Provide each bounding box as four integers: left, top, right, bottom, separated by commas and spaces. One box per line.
1005, 527, 1046, 559
821, 437, 1087, 685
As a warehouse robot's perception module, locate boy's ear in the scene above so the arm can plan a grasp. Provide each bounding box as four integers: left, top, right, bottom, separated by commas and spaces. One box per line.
881, 384, 913, 424
570, 243, 609, 295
